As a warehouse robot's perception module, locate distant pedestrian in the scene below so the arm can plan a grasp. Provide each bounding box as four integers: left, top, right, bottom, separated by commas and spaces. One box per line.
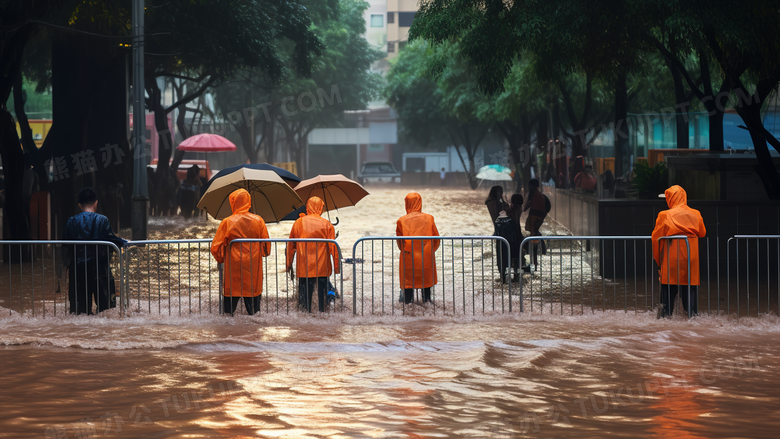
210, 189, 270, 316
485, 185, 509, 223
493, 210, 522, 283
440, 167, 446, 186
652, 185, 706, 318
180, 165, 202, 218
523, 179, 550, 268
286, 197, 340, 313
397, 192, 440, 304
61, 187, 126, 315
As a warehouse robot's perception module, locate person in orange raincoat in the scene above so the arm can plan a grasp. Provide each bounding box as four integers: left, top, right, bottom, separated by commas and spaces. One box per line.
652, 185, 706, 318
210, 189, 270, 315
286, 196, 340, 312
396, 192, 440, 304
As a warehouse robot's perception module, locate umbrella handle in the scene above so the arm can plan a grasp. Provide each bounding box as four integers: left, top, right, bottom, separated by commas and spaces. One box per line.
331, 217, 339, 226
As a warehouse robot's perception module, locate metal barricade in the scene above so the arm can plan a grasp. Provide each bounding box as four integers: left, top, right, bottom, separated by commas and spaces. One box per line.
727, 235, 780, 318
519, 235, 693, 316
1, 240, 123, 317
351, 236, 513, 316
123, 239, 217, 316
225, 239, 345, 315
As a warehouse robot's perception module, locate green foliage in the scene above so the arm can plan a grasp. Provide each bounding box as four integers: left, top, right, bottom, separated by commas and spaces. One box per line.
5, 77, 52, 118
631, 161, 668, 200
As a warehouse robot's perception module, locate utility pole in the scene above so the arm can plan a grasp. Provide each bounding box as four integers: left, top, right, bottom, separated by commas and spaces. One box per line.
131, 0, 148, 240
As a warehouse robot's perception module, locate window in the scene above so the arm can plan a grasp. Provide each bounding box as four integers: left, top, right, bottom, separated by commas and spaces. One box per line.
398, 11, 415, 27
398, 41, 407, 52
387, 42, 395, 53
387, 12, 395, 24
370, 14, 383, 27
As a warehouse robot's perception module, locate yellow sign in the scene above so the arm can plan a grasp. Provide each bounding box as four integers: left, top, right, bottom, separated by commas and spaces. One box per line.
272, 162, 297, 176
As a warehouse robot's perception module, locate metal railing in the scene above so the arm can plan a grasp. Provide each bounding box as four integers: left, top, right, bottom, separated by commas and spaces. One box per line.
225, 238, 345, 315
727, 235, 780, 318
350, 236, 513, 316
123, 239, 216, 316
3, 233, 779, 319
1, 240, 123, 317
519, 235, 693, 316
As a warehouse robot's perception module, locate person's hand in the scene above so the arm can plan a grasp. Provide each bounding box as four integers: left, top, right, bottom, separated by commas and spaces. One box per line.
287, 266, 295, 281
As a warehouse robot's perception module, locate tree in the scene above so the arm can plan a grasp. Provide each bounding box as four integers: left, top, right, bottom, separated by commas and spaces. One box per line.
143, 0, 324, 214
0, 0, 57, 239
385, 40, 491, 189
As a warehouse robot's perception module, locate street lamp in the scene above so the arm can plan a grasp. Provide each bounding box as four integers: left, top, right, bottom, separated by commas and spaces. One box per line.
131, 0, 148, 240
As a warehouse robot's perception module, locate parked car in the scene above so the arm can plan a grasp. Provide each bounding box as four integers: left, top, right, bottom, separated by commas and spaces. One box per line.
358, 161, 401, 185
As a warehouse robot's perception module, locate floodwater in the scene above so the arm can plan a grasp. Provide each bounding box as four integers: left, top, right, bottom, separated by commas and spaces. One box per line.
2, 187, 779, 438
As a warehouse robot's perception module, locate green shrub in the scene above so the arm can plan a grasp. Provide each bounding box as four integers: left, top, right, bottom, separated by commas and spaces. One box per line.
631, 162, 668, 199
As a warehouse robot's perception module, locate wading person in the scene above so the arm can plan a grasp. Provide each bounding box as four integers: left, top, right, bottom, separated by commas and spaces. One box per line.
286, 197, 340, 313
652, 185, 706, 318
61, 187, 126, 315
523, 179, 549, 269
211, 189, 270, 316
493, 210, 522, 283
485, 185, 509, 223
179, 165, 202, 218
396, 192, 440, 304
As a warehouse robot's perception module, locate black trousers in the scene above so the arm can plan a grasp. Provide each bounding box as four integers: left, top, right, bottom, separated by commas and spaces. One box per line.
68, 262, 112, 315
660, 284, 698, 318
404, 287, 431, 304
225, 295, 261, 315
299, 277, 328, 312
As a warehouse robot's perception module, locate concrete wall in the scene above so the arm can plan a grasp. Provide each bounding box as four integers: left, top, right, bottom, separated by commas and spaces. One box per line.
546, 188, 780, 278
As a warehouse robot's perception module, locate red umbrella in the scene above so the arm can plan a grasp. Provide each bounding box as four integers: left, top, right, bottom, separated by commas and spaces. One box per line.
176, 133, 237, 152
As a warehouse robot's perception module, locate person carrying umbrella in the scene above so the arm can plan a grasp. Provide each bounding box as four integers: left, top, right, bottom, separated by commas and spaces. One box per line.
396, 192, 440, 304
210, 189, 271, 316
285, 196, 341, 313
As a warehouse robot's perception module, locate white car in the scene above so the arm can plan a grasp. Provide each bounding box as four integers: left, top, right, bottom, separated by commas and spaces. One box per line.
358, 161, 401, 185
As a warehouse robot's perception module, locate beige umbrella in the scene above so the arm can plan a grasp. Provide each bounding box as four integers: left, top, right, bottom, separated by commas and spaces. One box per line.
293, 174, 369, 224
197, 168, 303, 222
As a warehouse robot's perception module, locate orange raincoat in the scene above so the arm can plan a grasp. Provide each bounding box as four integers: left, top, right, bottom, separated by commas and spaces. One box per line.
210, 189, 271, 297
652, 186, 706, 286
286, 197, 340, 278
396, 193, 440, 289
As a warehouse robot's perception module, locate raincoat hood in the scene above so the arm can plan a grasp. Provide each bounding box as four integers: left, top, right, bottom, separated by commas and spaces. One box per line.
665, 185, 687, 209
306, 196, 324, 216
229, 189, 252, 215
405, 192, 422, 214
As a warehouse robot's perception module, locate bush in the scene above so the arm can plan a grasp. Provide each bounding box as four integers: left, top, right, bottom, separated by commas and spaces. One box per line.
631, 162, 668, 199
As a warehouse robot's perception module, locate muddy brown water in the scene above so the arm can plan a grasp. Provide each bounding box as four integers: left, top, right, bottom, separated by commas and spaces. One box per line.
1, 188, 779, 438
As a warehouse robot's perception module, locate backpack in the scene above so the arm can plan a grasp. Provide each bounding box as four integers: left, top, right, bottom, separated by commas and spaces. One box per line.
544, 195, 551, 213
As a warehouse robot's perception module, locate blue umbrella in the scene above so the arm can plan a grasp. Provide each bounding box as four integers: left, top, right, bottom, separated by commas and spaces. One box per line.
203, 164, 300, 193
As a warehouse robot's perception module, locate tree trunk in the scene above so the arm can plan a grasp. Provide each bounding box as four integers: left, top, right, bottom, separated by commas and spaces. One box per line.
614, 71, 628, 178
670, 64, 690, 149
734, 81, 780, 199
149, 79, 176, 216
0, 109, 30, 239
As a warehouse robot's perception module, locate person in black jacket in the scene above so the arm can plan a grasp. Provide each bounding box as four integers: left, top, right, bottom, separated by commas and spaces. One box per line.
61, 187, 126, 315
493, 210, 522, 284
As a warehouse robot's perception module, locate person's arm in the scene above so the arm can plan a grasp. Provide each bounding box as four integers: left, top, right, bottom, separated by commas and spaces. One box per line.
327, 223, 340, 275
523, 193, 532, 212
259, 219, 271, 257
430, 217, 440, 252
697, 214, 707, 238
100, 217, 127, 248
396, 219, 404, 252
211, 221, 228, 264
651, 213, 667, 268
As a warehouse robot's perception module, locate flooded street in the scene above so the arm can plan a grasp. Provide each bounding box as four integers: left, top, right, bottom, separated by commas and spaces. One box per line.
2, 188, 779, 438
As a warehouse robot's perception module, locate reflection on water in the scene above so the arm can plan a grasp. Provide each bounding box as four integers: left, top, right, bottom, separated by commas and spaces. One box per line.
1, 313, 779, 438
